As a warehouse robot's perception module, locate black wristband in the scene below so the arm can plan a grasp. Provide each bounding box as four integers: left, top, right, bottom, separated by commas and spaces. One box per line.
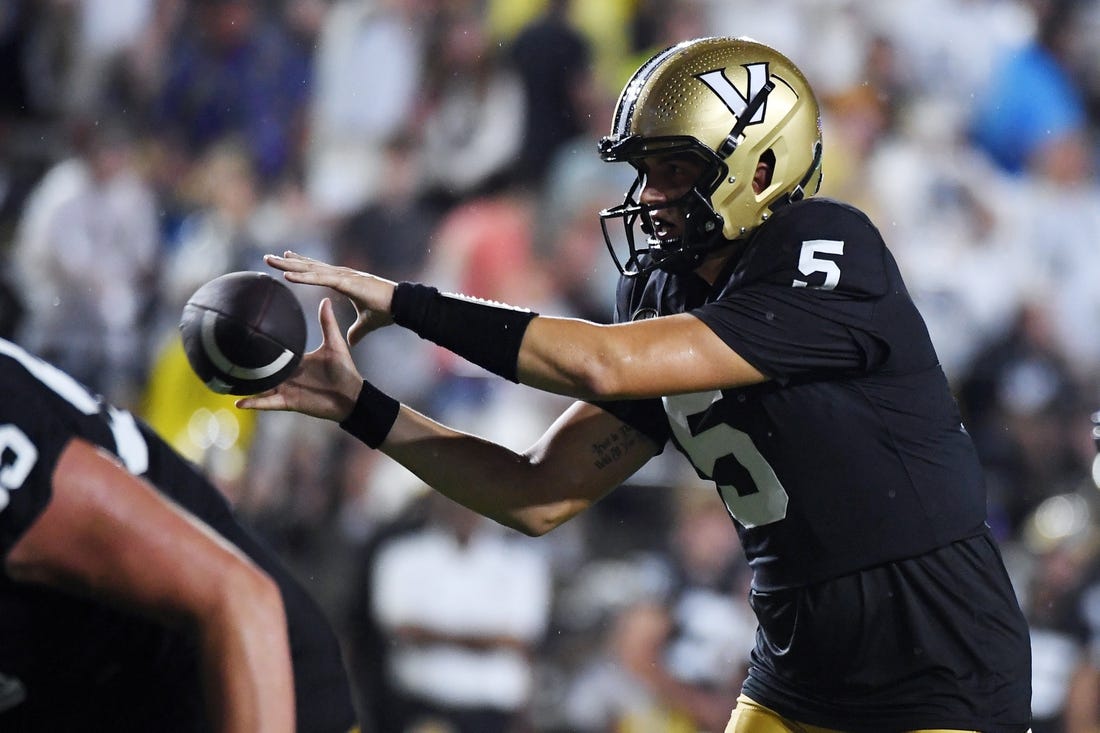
338, 380, 400, 449
390, 282, 538, 383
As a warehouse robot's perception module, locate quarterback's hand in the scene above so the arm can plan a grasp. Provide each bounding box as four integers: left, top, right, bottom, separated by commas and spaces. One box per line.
265, 251, 394, 345
236, 298, 364, 421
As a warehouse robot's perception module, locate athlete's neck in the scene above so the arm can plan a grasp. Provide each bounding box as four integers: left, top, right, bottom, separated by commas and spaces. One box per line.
694, 239, 746, 285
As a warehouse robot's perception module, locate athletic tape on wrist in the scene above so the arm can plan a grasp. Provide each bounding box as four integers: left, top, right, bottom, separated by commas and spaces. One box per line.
390, 282, 538, 383
339, 380, 400, 449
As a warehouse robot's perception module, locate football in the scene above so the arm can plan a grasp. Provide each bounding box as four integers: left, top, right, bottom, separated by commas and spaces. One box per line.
179, 271, 307, 395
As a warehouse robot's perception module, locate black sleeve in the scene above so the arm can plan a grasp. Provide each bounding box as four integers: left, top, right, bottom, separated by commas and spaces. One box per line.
692, 285, 889, 385
692, 199, 898, 385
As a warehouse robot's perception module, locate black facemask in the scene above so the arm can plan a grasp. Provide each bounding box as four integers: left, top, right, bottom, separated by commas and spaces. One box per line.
598, 174, 727, 278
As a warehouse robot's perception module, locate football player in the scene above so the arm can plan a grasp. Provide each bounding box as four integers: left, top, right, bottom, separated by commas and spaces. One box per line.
0, 337, 358, 732
240, 37, 1032, 732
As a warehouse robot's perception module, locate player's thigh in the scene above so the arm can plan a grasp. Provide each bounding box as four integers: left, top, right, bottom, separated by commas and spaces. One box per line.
724, 695, 983, 733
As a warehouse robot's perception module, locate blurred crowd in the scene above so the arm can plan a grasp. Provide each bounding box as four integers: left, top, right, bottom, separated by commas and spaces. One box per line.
2, 0, 1100, 730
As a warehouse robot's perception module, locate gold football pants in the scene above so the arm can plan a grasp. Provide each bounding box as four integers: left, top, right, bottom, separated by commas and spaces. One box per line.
724, 694, 992, 733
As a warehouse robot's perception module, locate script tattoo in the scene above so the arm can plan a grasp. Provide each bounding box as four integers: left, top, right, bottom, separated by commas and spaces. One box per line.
591, 424, 639, 470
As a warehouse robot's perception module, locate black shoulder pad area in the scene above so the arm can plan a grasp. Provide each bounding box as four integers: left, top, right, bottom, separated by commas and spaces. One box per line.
733, 198, 890, 300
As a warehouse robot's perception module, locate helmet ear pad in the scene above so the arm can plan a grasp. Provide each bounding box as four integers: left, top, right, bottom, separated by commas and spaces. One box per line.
711, 139, 790, 240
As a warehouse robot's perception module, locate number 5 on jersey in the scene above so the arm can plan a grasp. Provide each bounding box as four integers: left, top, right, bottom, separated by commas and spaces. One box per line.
793, 239, 844, 289
663, 391, 789, 527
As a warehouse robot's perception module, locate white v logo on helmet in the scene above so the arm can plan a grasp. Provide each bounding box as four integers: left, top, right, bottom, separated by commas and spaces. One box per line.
696, 63, 770, 126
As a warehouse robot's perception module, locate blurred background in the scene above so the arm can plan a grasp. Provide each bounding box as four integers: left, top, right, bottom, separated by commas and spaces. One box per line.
2, 0, 1100, 730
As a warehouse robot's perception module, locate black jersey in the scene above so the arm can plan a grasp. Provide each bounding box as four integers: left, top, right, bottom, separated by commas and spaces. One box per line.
593, 199, 1031, 730
0, 338, 356, 732
598, 198, 989, 590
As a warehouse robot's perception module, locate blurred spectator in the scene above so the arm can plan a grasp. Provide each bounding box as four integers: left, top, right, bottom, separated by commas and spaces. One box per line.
959, 303, 1093, 535
0, 1, 40, 122
1062, 0, 1100, 128
0, 1, 79, 239
818, 82, 892, 217
534, 65, 632, 325
154, 0, 313, 184
329, 133, 445, 410
342, 491, 430, 733
416, 186, 552, 420
333, 134, 438, 284
417, 3, 526, 205
508, 0, 594, 188
560, 488, 753, 733
622, 0, 707, 78
238, 409, 352, 609
307, 0, 432, 216
970, 0, 1094, 181
0, 0, 75, 122
12, 115, 159, 407
862, 0, 1032, 107
422, 188, 546, 319
1008, 176, 1100, 375
359, 492, 552, 733
562, 599, 703, 733
659, 491, 753, 710
62, 0, 158, 116
533, 168, 623, 324
482, 0, 633, 106
863, 96, 1029, 382
1019, 493, 1100, 733
157, 138, 267, 319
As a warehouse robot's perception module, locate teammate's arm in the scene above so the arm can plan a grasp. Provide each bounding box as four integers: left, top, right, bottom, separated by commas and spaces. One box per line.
3, 438, 296, 733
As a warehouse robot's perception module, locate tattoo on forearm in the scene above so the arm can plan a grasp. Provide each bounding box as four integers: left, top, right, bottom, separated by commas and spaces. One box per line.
591, 424, 639, 470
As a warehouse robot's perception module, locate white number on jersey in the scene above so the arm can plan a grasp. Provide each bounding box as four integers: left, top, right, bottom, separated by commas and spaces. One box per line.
0, 340, 148, 476
663, 391, 789, 527
0, 425, 38, 512
792, 239, 844, 290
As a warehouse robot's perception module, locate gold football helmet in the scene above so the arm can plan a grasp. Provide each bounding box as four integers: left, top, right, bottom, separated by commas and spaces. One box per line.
599, 36, 823, 276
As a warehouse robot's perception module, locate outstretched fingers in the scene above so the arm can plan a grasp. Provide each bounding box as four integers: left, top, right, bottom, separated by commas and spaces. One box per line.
263, 253, 393, 315
263, 253, 346, 287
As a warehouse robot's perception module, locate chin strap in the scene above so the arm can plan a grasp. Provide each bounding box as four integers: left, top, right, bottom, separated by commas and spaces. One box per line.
770, 140, 824, 214
790, 140, 823, 203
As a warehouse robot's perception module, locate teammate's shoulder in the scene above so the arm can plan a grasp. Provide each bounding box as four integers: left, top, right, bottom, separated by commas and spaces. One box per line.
0, 340, 39, 393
